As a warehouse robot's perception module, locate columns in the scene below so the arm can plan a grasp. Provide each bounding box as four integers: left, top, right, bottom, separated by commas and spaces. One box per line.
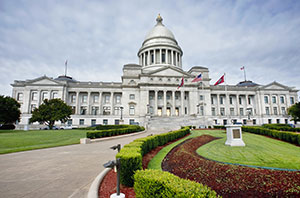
154, 90, 158, 115
171, 50, 174, 66
236, 94, 240, 116
110, 92, 114, 115
172, 91, 175, 116
99, 92, 102, 115
216, 94, 220, 116
76, 92, 80, 114
147, 51, 150, 66
163, 90, 167, 115
165, 49, 168, 64
87, 92, 91, 115
181, 91, 184, 115
154, 49, 156, 64
160, 49, 162, 64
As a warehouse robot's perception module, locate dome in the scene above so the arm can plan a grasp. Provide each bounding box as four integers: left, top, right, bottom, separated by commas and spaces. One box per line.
236, 80, 259, 87
55, 75, 77, 82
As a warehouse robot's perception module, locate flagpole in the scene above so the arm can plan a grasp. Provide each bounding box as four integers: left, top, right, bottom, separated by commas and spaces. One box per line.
65, 60, 68, 76
244, 66, 246, 81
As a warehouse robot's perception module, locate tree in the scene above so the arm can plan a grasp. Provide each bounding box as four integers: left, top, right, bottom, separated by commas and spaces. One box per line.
288, 102, 300, 123
0, 95, 21, 124
30, 99, 72, 129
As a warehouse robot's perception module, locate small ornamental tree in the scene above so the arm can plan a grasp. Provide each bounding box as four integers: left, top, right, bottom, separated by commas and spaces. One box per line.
0, 95, 21, 124
288, 102, 300, 123
30, 99, 72, 129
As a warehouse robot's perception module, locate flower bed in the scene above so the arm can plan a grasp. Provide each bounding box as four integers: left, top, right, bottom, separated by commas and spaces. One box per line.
162, 135, 300, 197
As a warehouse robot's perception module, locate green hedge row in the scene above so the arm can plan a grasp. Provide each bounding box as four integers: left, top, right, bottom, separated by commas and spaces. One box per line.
213, 125, 226, 129
134, 169, 220, 198
116, 127, 190, 187
79, 124, 132, 130
242, 126, 300, 145
262, 124, 300, 132
86, 125, 145, 139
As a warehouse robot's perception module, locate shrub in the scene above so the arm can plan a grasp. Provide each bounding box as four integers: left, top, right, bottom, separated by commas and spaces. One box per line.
213, 125, 225, 129
134, 169, 220, 198
262, 124, 300, 132
242, 126, 300, 146
116, 126, 190, 187
0, 124, 15, 130
86, 125, 144, 139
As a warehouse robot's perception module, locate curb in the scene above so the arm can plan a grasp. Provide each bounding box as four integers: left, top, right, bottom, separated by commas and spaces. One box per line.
87, 168, 111, 198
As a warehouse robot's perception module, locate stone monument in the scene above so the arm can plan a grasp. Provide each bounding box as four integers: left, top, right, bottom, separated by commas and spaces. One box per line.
225, 124, 245, 146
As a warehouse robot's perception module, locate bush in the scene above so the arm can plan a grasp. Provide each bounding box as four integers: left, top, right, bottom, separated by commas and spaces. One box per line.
116, 127, 190, 187
0, 124, 15, 130
213, 125, 225, 129
134, 169, 220, 198
86, 125, 144, 139
262, 124, 300, 132
242, 126, 300, 146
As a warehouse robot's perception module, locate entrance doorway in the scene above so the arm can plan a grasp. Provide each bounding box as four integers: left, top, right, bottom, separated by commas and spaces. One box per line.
158, 108, 162, 116
166, 107, 171, 116
175, 108, 179, 116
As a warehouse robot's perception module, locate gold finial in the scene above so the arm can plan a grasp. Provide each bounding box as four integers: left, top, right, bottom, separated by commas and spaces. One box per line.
156, 13, 163, 23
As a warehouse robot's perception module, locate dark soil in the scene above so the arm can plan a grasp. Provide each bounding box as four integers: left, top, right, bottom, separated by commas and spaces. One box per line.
162, 135, 300, 198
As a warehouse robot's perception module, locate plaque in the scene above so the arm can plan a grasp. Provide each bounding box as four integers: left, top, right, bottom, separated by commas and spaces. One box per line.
233, 129, 241, 139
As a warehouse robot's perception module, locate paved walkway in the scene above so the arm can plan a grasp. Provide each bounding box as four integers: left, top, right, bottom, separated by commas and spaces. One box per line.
0, 129, 166, 198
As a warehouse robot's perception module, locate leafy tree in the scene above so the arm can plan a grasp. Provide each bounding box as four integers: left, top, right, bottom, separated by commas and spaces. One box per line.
0, 95, 21, 124
30, 99, 72, 129
288, 102, 300, 122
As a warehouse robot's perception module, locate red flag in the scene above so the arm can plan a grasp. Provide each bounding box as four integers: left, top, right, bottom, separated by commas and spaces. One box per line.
214, 75, 224, 86
240, 66, 244, 70
177, 77, 184, 89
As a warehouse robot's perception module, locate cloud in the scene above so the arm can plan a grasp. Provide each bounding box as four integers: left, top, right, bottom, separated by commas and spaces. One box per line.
0, 0, 299, 99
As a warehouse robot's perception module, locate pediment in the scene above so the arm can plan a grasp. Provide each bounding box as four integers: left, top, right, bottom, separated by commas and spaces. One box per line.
261, 82, 289, 90
146, 66, 192, 77
28, 76, 62, 85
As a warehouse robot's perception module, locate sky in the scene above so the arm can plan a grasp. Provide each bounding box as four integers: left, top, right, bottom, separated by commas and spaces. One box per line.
0, 0, 299, 98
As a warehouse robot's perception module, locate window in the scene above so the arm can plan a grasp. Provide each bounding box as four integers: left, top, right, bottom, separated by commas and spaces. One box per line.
52, 92, 58, 99
80, 107, 87, 115
103, 119, 108, 125
103, 106, 111, 115
239, 97, 242, 105
166, 95, 171, 100
162, 50, 166, 63
220, 96, 224, 105
264, 96, 268, 104
281, 107, 286, 115
211, 97, 214, 105
71, 95, 76, 103
290, 97, 295, 104
82, 95, 87, 103
91, 119, 96, 126
223, 120, 227, 125
211, 108, 215, 116
268, 119, 272, 124
91, 106, 99, 115
220, 108, 225, 116
248, 97, 251, 105
200, 106, 204, 116
151, 52, 154, 64
129, 94, 135, 100
105, 95, 110, 103
79, 119, 84, 125
214, 120, 218, 124
115, 119, 120, 125
114, 107, 120, 115
158, 95, 162, 100
42, 92, 48, 101
175, 95, 179, 100
129, 105, 135, 115
149, 95, 153, 100
272, 96, 276, 104
240, 108, 244, 116
71, 106, 76, 114
17, 93, 23, 101
273, 107, 278, 115
200, 95, 204, 101
229, 96, 233, 104
280, 96, 284, 104
285, 119, 288, 124
30, 104, 36, 113
67, 119, 72, 126
276, 119, 280, 124
230, 108, 234, 116
266, 107, 270, 115
93, 95, 99, 103
116, 95, 121, 104
185, 107, 188, 114
253, 119, 256, 125
129, 119, 135, 125
243, 119, 247, 125
31, 92, 37, 101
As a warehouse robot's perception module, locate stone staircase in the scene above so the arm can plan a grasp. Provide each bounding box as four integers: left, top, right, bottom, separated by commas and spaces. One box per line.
147, 115, 210, 131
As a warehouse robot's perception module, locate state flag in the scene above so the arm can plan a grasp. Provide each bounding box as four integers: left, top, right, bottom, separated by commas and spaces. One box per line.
214, 75, 225, 86
177, 77, 184, 89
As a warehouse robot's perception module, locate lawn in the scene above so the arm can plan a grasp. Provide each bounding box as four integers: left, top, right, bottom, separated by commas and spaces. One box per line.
0, 129, 87, 154
149, 129, 300, 170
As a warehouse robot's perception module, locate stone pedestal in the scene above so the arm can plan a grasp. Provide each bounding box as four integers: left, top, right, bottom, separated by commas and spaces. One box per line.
80, 138, 91, 144
225, 125, 245, 146
110, 193, 125, 198
119, 120, 124, 125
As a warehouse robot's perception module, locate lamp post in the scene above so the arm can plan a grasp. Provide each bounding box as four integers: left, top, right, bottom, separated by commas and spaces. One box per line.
120, 106, 124, 124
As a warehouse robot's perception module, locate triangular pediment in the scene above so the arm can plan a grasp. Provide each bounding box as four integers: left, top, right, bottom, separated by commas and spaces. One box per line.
28, 76, 62, 85
146, 66, 193, 77
261, 81, 289, 90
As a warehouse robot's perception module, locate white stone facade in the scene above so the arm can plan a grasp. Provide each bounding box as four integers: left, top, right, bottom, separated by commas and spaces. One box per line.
11, 15, 298, 130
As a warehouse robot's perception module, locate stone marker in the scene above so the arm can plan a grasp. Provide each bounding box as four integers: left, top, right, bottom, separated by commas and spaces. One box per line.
225, 124, 245, 146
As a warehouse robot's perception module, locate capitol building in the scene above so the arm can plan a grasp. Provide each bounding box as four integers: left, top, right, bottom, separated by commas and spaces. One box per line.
11, 15, 298, 130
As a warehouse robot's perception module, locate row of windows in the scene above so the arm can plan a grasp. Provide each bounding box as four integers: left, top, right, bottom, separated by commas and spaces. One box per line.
264, 95, 295, 104
17, 91, 58, 102
211, 107, 253, 116
71, 105, 135, 116
69, 94, 135, 104
211, 96, 252, 105
68, 118, 136, 126
215, 118, 289, 126
265, 107, 286, 115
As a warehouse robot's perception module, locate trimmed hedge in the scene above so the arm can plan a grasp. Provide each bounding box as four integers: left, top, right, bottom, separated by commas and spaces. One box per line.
116, 127, 190, 187
262, 124, 300, 132
242, 126, 300, 146
86, 125, 144, 139
134, 169, 220, 198
213, 125, 225, 129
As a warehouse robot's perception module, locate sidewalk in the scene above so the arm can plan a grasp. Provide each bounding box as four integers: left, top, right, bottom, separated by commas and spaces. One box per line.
0, 129, 167, 198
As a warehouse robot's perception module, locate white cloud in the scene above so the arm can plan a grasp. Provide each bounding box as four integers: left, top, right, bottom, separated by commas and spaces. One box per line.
0, 0, 299, 99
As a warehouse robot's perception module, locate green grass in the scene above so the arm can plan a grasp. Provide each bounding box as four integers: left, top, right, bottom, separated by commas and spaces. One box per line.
0, 130, 87, 154
149, 130, 300, 170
